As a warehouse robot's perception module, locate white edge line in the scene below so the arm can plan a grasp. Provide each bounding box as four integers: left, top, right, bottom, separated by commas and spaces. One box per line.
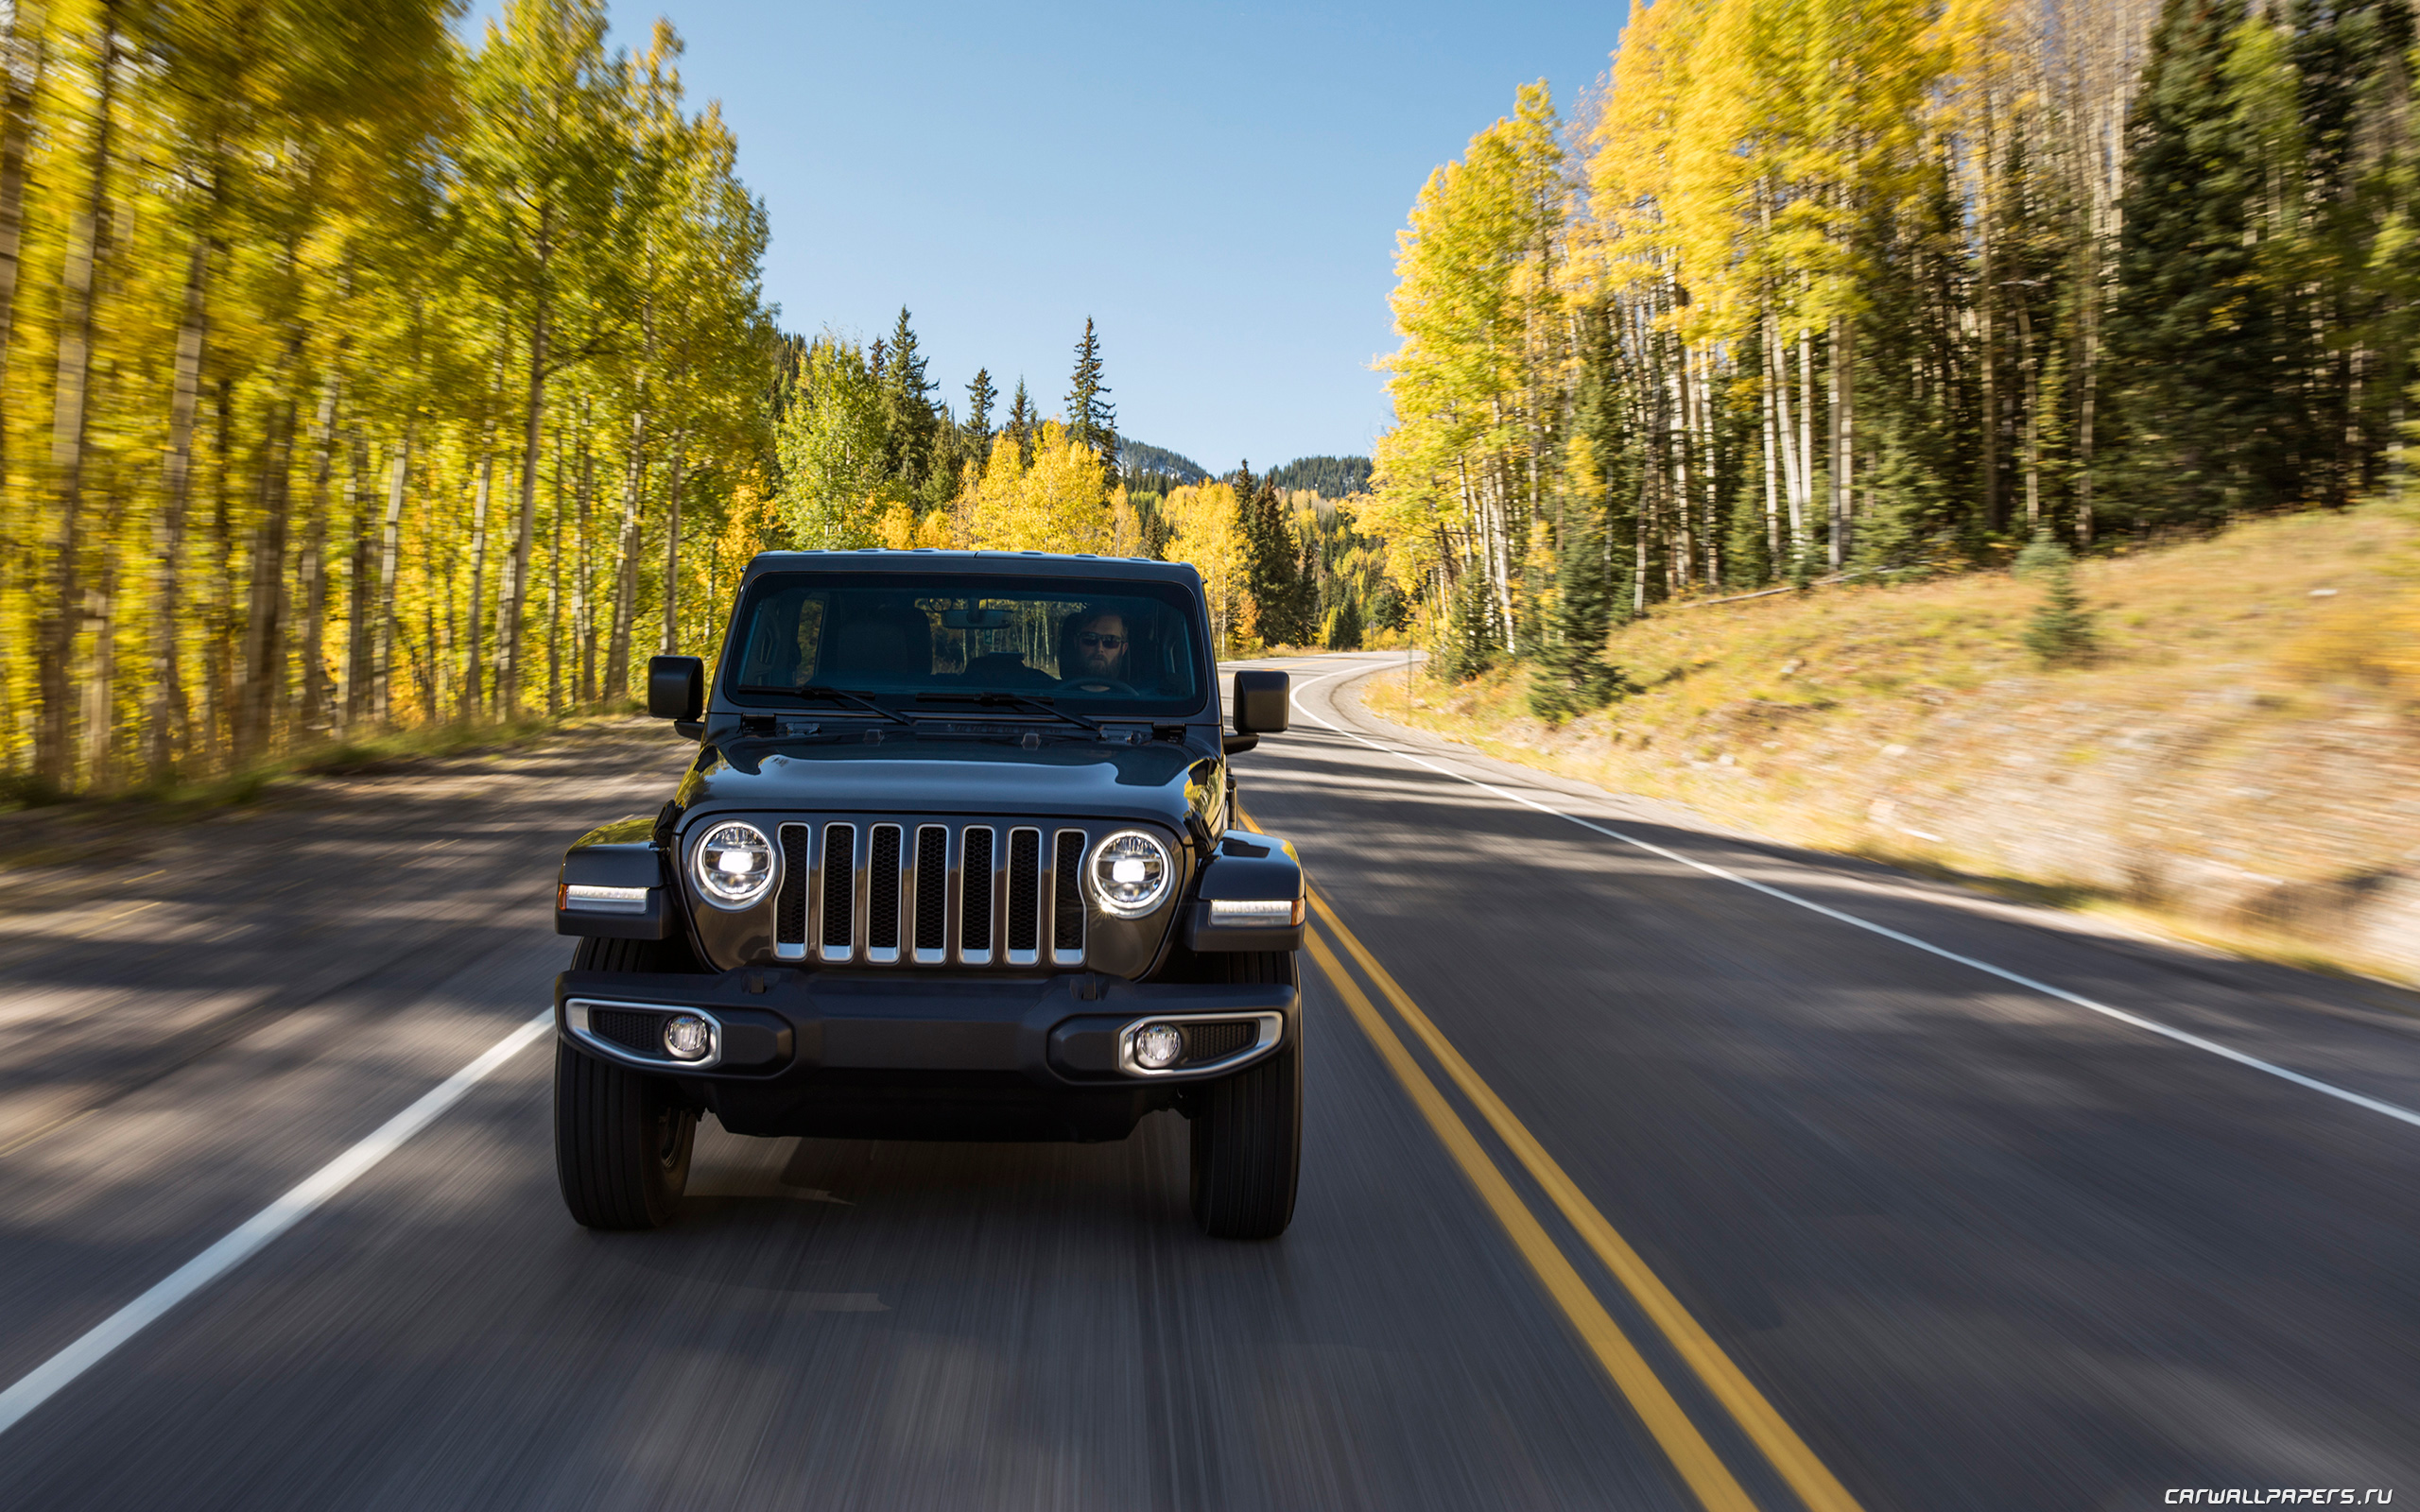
1281, 661, 2420, 1134
0, 1011, 557, 1439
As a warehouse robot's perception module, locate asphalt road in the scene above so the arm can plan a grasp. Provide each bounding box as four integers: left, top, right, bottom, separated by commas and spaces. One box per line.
2, 655, 2417, 1510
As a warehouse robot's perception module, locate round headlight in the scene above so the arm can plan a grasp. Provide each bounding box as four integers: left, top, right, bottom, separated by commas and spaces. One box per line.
692, 822, 775, 908
1088, 829, 1173, 917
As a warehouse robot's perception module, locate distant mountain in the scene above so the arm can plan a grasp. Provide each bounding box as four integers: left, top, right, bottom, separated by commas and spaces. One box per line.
1269, 455, 1374, 499
1118, 440, 1210, 484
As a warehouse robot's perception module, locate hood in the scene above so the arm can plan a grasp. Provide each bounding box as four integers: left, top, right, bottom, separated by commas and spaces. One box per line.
671, 731, 1215, 829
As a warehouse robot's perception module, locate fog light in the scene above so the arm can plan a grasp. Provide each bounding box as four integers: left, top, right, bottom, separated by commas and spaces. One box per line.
662, 1014, 713, 1061
1132, 1022, 1184, 1070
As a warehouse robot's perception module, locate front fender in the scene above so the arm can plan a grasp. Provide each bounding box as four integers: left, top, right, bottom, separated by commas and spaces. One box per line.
1182, 830, 1305, 953
555, 816, 676, 940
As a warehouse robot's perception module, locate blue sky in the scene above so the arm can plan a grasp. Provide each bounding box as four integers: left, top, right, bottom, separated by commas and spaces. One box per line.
531, 2, 1631, 473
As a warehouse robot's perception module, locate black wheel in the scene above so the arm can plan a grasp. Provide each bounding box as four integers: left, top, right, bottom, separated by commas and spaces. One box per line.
554, 933, 702, 1229
1186, 950, 1302, 1240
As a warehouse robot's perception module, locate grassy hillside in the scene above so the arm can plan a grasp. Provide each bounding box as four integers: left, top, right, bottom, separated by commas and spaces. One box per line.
1394, 506, 2420, 984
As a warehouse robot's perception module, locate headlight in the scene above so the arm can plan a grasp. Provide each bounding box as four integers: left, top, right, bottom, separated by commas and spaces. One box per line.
1088, 829, 1173, 917
692, 821, 776, 908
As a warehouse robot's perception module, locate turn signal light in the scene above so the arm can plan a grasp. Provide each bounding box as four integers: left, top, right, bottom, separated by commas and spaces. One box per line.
1208, 898, 1304, 925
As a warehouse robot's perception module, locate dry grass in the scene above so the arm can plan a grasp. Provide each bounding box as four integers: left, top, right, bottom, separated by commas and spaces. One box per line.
1396, 505, 2420, 984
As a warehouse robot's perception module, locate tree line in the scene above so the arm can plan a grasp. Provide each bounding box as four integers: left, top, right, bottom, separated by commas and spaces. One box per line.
0, 0, 1407, 799
1362, 0, 2415, 712
0, 0, 774, 798
768, 301, 1399, 655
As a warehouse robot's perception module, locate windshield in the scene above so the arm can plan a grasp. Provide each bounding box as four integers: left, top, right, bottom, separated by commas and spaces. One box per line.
724, 572, 1209, 716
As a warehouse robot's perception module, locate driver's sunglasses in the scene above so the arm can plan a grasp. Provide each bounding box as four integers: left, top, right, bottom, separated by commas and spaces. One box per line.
1077, 632, 1126, 649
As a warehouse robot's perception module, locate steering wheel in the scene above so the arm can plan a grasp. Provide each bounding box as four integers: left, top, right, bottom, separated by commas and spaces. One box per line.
1058, 676, 1137, 696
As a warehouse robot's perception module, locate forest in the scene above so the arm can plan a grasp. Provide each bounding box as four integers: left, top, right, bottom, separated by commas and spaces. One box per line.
0, 0, 771, 798
0, 0, 1393, 799
1361, 0, 2419, 715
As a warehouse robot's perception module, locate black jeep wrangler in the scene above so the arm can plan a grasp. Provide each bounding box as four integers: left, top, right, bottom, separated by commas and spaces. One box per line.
551, 551, 1305, 1238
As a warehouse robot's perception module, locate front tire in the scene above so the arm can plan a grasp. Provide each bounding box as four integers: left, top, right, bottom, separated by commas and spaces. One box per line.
554, 934, 700, 1229
1187, 950, 1302, 1239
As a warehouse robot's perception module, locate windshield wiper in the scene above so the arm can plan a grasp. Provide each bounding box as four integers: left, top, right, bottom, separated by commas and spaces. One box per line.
734, 683, 917, 728
915, 691, 1101, 733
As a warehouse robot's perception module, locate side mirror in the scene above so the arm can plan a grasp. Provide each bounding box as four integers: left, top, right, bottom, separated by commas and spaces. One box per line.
1232, 669, 1290, 735
648, 655, 704, 722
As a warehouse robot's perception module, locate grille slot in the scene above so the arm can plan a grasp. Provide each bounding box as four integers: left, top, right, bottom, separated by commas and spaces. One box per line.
775, 825, 810, 951
590, 1008, 666, 1057
914, 825, 947, 958
821, 823, 856, 958
868, 824, 902, 958
1053, 830, 1086, 959
1182, 1021, 1254, 1063
960, 827, 994, 960
1007, 828, 1041, 961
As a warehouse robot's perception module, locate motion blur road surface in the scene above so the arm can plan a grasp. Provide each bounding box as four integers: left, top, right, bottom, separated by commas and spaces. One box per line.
2, 653, 2417, 1510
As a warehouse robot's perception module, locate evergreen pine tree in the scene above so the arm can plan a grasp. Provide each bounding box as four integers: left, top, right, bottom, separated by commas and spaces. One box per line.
2287, 0, 2415, 504
1065, 318, 1118, 485
965, 367, 996, 455
1238, 476, 1312, 645
2106, 0, 2304, 524
2019, 534, 2098, 663
1564, 301, 1640, 601
1527, 505, 1631, 722
1326, 594, 1364, 651
1436, 571, 1501, 682
1006, 379, 1033, 463
879, 306, 941, 491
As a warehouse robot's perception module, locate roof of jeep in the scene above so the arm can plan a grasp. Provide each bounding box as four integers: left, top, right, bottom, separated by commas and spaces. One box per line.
738, 549, 1202, 586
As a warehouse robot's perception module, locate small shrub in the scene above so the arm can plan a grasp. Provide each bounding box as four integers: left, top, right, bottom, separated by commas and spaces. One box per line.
1527, 654, 1633, 724
0, 772, 63, 810
2022, 539, 2098, 665
2013, 530, 2072, 579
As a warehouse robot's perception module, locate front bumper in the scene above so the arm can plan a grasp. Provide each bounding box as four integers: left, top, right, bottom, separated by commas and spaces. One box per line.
552, 967, 1296, 1143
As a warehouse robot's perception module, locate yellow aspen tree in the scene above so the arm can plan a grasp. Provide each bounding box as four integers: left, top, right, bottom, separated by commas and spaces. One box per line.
1162, 481, 1245, 653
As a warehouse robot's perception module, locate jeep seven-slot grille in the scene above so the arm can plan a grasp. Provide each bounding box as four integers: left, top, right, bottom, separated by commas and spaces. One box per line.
769, 819, 1095, 968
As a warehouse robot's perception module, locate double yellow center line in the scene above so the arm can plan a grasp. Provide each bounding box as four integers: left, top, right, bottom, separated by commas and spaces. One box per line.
1299, 884, 1864, 1512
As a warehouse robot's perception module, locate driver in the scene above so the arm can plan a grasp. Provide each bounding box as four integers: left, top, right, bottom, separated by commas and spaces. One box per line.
1064, 607, 1131, 682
